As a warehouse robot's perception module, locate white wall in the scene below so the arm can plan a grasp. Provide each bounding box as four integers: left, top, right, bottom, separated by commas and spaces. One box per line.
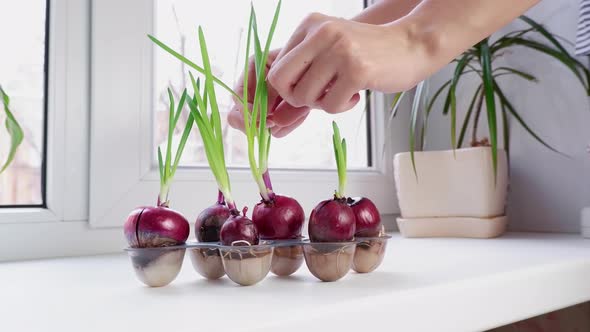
424, 1, 590, 232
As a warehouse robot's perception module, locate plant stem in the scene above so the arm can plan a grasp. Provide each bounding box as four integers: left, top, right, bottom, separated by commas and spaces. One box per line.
158, 182, 170, 207
332, 122, 347, 199
217, 190, 225, 205
223, 190, 238, 213
256, 177, 271, 202
338, 173, 347, 200
242, 2, 281, 203
262, 170, 275, 201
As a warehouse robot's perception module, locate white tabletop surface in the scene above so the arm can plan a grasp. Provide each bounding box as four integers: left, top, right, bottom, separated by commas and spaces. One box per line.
3, 232, 590, 332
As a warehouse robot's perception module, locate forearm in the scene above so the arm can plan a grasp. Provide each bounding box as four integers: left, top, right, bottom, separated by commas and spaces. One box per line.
391, 0, 540, 83
352, 0, 422, 24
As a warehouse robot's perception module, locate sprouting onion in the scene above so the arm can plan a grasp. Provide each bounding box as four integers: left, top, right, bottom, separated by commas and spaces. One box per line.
123, 88, 191, 248
332, 121, 347, 199
308, 121, 355, 242
242, 2, 305, 244
242, 1, 281, 202
308, 122, 382, 242
157, 88, 194, 206
184, 27, 237, 213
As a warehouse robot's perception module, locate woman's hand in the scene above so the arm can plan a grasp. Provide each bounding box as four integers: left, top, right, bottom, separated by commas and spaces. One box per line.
227, 49, 312, 138
268, 13, 421, 113
229, 13, 422, 137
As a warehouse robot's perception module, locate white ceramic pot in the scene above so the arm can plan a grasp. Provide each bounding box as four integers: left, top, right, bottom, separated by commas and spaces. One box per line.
393, 147, 509, 238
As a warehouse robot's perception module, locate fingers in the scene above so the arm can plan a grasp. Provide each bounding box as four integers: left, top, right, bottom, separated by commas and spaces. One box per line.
233, 56, 258, 105
268, 31, 333, 107
228, 102, 277, 134
269, 100, 311, 127
227, 104, 247, 133
272, 13, 326, 63
233, 49, 281, 106
266, 49, 282, 111
289, 55, 338, 108
271, 112, 309, 138
317, 75, 362, 114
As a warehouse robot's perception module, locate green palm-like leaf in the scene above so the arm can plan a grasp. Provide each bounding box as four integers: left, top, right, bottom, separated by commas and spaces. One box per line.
493, 67, 537, 82
458, 83, 482, 148
388, 91, 406, 120
449, 54, 471, 149
420, 80, 430, 150
491, 28, 534, 52
494, 37, 589, 94
494, 81, 562, 155
519, 15, 568, 54
0, 86, 24, 174
500, 100, 510, 158
480, 40, 498, 181
426, 79, 451, 117
409, 81, 426, 179
380, 91, 407, 160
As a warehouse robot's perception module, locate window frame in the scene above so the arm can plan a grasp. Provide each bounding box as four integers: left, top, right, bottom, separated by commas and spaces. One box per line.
0, 0, 406, 261
0, 0, 86, 224
0, 0, 50, 209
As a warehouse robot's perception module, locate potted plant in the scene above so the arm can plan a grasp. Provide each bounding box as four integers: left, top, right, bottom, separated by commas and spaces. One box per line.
0, 85, 24, 174
392, 16, 590, 238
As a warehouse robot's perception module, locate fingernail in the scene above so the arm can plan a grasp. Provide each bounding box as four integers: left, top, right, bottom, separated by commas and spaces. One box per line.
266, 119, 276, 128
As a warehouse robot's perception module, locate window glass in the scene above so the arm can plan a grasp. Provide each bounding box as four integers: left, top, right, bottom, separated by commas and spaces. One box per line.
0, 0, 48, 206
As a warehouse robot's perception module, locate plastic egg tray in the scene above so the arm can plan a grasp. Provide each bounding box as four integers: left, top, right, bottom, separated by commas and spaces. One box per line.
125, 234, 391, 287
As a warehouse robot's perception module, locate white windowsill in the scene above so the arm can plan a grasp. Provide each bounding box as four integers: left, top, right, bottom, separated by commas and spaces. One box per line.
3, 232, 590, 332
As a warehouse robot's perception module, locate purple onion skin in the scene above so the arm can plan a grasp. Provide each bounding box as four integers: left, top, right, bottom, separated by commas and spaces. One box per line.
253, 195, 305, 240
195, 203, 231, 242
124, 206, 190, 248
309, 199, 356, 242
348, 197, 382, 237
220, 215, 259, 246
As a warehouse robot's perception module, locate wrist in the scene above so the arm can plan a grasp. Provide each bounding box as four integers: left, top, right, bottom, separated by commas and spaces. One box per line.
383, 14, 441, 85
352, 0, 421, 25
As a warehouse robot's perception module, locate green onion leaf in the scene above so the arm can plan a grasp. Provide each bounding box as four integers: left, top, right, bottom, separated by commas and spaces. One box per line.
172, 111, 194, 175
332, 121, 347, 198
165, 89, 175, 179
242, 1, 282, 200
198, 27, 225, 166
157, 146, 164, 183
148, 34, 242, 101
173, 89, 188, 127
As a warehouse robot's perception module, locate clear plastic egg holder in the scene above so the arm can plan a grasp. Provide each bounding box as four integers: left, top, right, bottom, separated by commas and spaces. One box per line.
125, 234, 392, 287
